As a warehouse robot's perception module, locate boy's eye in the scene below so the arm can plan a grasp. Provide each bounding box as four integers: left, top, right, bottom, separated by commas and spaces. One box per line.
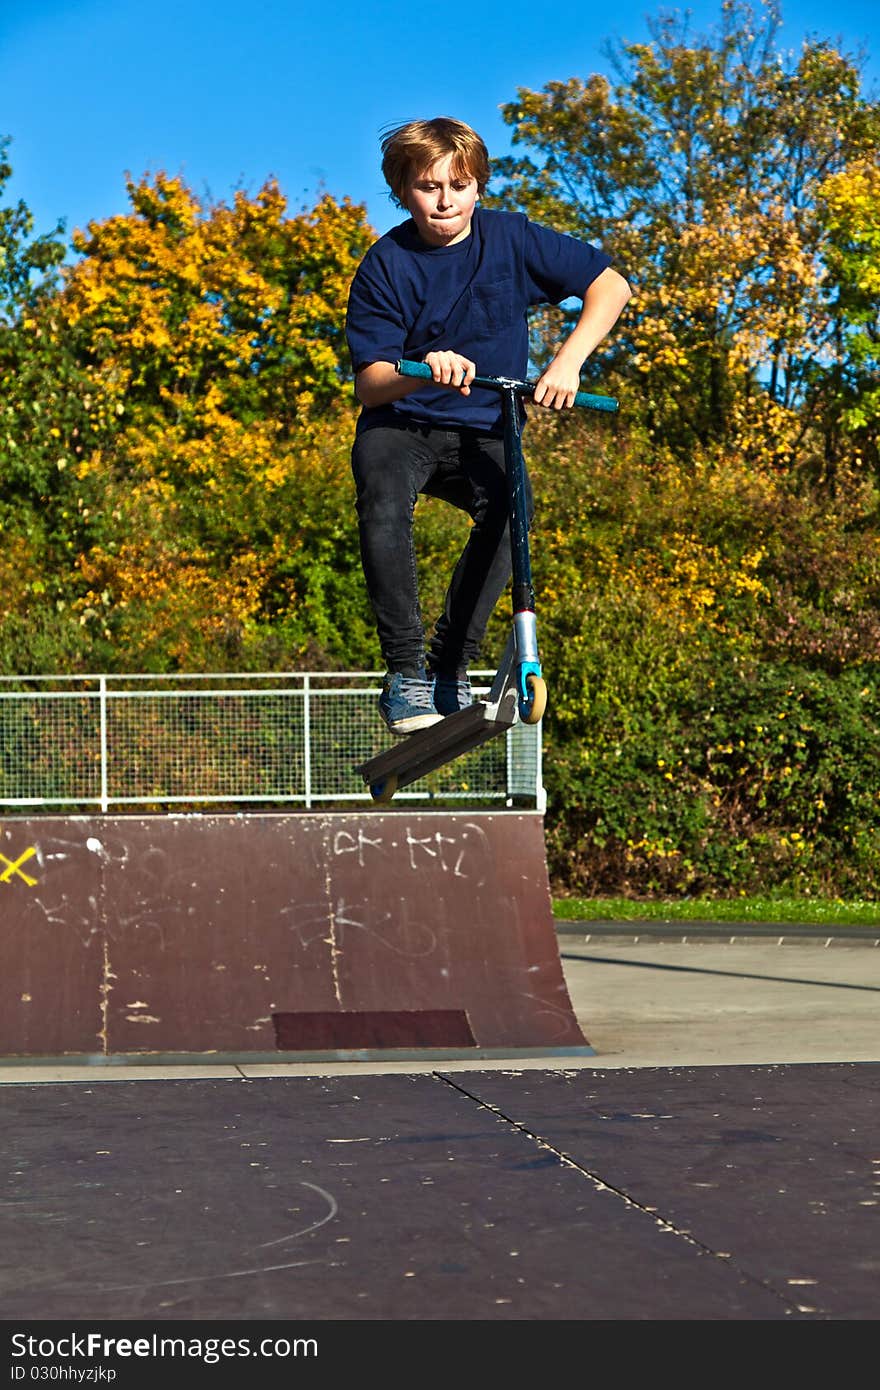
416, 180, 472, 192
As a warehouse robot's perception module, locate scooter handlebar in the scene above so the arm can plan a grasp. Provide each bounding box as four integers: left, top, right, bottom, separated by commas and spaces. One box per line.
395, 358, 618, 413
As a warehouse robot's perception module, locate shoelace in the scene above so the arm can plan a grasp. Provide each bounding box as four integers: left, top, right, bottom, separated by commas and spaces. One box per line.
397, 676, 437, 708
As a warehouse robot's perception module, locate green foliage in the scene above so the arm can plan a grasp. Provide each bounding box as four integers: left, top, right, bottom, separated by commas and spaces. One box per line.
816, 156, 880, 466
545, 656, 880, 898
552, 894, 880, 924
520, 407, 880, 897
66, 410, 380, 673
0, 143, 118, 672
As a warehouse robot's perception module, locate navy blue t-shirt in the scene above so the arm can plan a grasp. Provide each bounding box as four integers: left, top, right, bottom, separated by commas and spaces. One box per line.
345, 206, 612, 434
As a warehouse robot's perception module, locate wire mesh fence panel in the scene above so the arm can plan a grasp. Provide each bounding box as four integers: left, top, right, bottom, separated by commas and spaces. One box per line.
0, 692, 103, 804
307, 690, 384, 801
0, 673, 542, 809
105, 691, 306, 802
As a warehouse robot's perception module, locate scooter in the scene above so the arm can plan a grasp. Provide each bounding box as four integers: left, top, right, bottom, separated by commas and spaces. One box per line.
356, 360, 618, 803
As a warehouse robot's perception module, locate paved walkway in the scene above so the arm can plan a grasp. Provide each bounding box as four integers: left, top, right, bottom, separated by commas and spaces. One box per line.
556, 922, 880, 1069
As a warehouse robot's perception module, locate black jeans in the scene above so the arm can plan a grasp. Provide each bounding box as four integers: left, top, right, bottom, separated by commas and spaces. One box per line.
351, 421, 534, 675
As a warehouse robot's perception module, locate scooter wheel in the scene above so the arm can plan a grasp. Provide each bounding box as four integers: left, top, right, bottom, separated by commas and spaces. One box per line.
522, 674, 547, 725
370, 773, 398, 805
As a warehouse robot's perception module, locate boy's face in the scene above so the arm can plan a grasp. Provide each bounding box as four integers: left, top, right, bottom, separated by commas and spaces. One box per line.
404, 153, 479, 247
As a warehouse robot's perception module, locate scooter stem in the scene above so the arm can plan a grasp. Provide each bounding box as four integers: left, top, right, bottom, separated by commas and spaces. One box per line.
499, 384, 534, 616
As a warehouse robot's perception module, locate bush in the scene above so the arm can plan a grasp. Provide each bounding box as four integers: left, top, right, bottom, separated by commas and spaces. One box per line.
521, 408, 880, 898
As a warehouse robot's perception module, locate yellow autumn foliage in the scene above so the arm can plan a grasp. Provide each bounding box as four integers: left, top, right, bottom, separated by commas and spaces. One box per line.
63, 173, 373, 431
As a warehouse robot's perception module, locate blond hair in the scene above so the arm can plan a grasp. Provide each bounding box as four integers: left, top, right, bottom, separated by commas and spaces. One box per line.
380, 117, 490, 208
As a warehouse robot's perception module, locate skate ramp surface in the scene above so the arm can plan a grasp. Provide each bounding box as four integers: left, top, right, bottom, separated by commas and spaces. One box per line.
0, 812, 589, 1059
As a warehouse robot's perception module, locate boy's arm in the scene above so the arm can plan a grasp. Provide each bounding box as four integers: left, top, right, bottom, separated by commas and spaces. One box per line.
355, 351, 477, 408
355, 361, 422, 408
532, 266, 631, 410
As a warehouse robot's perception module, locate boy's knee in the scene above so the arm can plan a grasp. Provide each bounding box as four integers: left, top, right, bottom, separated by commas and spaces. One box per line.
354, 465, 414, 523
358, 495, 414, 536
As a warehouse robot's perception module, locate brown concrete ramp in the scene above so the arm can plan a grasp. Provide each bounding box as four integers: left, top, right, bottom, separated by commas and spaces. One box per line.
0, 812, 589, 1059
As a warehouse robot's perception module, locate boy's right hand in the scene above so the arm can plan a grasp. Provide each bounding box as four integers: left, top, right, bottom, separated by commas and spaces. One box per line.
424, 350, 476, 396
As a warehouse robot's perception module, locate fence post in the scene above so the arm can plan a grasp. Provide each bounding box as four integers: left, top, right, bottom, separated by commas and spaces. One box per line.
303, 674, 312, 810
99, 676, 109, 812
535, 722, 546, 813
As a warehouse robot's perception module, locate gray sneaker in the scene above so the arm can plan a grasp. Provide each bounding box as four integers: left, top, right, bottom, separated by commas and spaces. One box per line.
378, 671, 443, 735
433, 673, 474, 716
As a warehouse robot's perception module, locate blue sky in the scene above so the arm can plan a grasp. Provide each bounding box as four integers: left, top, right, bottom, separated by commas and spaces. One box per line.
1, 0, 877, 251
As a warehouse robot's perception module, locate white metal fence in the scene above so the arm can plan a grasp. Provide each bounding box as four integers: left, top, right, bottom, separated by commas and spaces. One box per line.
0, 672, 544, 811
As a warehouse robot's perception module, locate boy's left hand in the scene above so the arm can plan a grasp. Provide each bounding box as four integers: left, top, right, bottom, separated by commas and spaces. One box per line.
532, 360, 581, 410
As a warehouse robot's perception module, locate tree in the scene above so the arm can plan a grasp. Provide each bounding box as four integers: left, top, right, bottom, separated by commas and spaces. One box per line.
0, 139, 115, 672
48, 173, 378, 671
816, 156, 880, 470
1, 159, 380, 674
63, 173, 373, 434
487, 1, 879, 468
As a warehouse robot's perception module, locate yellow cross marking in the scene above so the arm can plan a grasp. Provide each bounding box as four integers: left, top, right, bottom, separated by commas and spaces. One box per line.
0, 846, 38, 887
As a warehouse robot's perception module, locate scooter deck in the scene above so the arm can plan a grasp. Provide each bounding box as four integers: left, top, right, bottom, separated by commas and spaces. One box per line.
357, 688, 518, 796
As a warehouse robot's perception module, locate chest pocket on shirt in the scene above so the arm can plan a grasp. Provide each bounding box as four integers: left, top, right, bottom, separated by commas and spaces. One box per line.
469, 278, 516, 338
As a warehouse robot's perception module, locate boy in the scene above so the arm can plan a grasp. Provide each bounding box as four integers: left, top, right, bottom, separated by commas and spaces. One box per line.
345, 116, 631, 734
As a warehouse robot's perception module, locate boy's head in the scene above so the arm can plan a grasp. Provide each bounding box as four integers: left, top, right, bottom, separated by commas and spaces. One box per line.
380, 117, 490, 209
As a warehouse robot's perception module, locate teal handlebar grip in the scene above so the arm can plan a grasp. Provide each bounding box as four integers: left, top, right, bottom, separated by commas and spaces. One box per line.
395, 359, 618, 412
396, 359, 433, 381
571, 388, 618, 412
